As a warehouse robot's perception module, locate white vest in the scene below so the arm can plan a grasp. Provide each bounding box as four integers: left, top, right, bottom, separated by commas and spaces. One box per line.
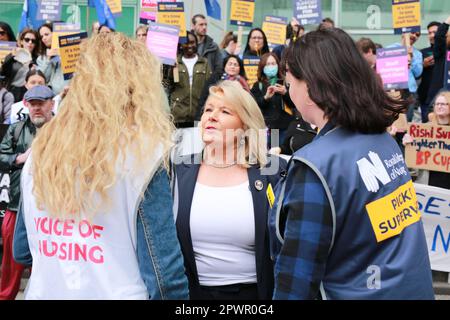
21, 146, 163, 299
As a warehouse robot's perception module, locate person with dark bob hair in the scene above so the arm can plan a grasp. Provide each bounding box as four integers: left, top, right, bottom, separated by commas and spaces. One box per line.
268, 28, 434, 300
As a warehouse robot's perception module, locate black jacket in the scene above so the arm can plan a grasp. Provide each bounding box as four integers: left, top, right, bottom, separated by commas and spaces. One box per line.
251, 81, 295, 130
198, 35, 223, 75
173, 153, 287, 300
417, 45, 434, 105
426, 22, 449, 105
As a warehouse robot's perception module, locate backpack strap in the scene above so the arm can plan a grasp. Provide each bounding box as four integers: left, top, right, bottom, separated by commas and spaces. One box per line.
12, 121, 26, 150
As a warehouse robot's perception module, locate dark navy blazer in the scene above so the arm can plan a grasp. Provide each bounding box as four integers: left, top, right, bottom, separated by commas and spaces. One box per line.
173, 153, 287, 300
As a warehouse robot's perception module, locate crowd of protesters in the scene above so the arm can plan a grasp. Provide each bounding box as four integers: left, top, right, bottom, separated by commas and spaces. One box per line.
0, 11, 448, 300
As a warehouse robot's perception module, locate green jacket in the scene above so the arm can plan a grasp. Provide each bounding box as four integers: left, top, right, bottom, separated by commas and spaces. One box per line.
0, 116, 36, 211
169, 55, 212, 125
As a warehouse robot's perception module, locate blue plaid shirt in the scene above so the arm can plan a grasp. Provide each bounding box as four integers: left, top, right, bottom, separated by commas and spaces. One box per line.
272, 123, 334, 300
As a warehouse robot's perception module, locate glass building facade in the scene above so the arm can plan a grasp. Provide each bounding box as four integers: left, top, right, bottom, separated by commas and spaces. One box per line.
0, 0, 449, 48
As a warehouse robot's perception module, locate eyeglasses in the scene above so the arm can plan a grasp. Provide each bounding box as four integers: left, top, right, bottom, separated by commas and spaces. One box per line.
435, 102, 449, 107
251, 36, 263, 40
23, 37, 36, 44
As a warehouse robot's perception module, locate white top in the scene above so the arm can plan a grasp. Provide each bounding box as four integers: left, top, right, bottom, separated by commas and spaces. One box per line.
9, 95, 61, 124
182, 55, 198, 86
21, 146, 163, 299
190, 181, 257, 286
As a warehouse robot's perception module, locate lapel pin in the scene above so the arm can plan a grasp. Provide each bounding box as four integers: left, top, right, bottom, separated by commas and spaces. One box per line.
255, 180, 264, 191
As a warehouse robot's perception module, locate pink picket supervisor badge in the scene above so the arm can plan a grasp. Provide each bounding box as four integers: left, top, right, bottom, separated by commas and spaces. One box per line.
376, 46, 409, 90
146, 22, 180, 66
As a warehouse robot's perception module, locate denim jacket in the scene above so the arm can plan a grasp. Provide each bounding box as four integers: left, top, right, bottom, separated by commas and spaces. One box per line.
13, 167, 189, 300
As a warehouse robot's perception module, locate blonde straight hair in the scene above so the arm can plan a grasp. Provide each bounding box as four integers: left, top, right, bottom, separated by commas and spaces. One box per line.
31, 33, 174, 218
206, 80, 267, 168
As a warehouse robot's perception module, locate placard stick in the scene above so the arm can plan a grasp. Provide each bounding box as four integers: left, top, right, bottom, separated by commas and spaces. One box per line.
173, 64, 179, 83
237, 26, 243, 52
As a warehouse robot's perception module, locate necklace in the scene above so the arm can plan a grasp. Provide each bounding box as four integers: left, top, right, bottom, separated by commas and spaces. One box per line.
204, 161, 237, 169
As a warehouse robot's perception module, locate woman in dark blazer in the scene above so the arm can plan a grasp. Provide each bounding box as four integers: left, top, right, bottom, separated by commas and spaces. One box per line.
172, 80, 286, 300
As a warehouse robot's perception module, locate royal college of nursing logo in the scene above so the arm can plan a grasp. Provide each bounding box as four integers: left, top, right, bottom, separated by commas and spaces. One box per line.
356, 151, 392, 192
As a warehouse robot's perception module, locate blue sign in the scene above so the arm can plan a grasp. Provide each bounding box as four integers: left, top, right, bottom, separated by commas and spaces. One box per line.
293, 0, 322, 26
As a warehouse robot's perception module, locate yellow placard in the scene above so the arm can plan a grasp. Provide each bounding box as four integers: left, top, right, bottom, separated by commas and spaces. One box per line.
51, 23, 80, 52
243, 64, 258, 88
405, 123, 450, 173
106, 0, 122, 16
230, 0, 255, 26
266, 183, 275, 208
366, 180, 421, 243
392, 0, 421, 30
59, 32, 87, 79
262, 18, 286, 48
157, 4, 186, 39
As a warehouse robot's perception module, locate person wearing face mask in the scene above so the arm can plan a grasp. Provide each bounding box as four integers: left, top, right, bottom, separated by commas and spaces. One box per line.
250, 53, 295, 148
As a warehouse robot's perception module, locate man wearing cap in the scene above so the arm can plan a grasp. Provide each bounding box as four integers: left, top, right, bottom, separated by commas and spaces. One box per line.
0, 85, 54, 300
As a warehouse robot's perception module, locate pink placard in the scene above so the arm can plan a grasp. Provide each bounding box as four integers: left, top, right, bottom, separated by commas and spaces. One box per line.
146, 23, 180, 65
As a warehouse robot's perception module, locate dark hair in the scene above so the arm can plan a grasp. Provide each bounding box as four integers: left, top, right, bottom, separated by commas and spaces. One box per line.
286, 23, 304, 41
427, 21, 441, 30
375, 43, 383, 50
244, 28, 269, 56
19, 28, 40, 60
223, 54, 246, 78
220, 31, 237, 49
38, 22, 53, 54
25, 69, 46, 83
356, 37, 376, 54
257, 52, 282, 84
192, 14, 206, 25
318, 17, 335, 31
0, 22, 16, 42
178, 31, 198, 55
283, 28, 408, 134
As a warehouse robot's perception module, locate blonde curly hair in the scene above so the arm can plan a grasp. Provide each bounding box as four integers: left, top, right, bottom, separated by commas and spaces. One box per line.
31, 33, 174, 218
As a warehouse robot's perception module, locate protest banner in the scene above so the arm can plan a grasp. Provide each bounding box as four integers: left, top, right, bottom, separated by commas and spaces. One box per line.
157, 2, 186, 43
146, 22, 179, 66
405, 123, 450, 173
36, 0, 62, 21
293, 0, 322, 26
106, 0, 122, 17
243, 56, 260, 88
140, 0, 175, 24
392, 0, 421, 35
0, 41, 17, 65
230, 0, 255, 27
415, 183, 450, 272
51, 22, 80, 52
58, 32, 88, 80
376, 46, 409, 90
262, 16, 287, 50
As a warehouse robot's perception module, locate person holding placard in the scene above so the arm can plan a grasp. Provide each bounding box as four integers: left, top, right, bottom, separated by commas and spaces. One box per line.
166, 31, 212, 128
269, 28, 434, 300
36, 23, 69, 95
272, 19, 304, 62
403, 91, 450, 189
243, 28, 269, 58
0, 28, 40, 102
